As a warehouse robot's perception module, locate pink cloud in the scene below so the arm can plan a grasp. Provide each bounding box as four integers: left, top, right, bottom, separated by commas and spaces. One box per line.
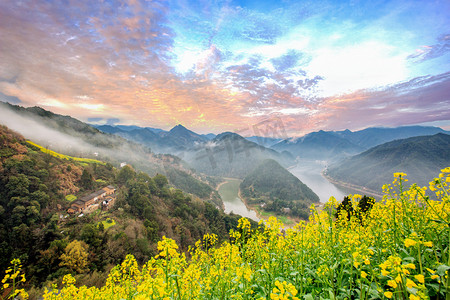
0, 1, 449, 137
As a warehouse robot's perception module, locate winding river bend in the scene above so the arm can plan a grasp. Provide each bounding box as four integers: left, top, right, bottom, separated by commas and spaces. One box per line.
218, 160, 358, 221
288, 160, 354, 203
218, 179, 260, 222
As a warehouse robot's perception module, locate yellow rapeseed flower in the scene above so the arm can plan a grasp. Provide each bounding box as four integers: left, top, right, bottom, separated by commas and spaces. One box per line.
404, 238, 417, 247
394, 172, 407, 178
415, 274, 424, 283
422, 241, 433, 247
404, 263, 416, 269
384, 291, 393, 298
406, 279, 417, 288
387, 280, 397, 289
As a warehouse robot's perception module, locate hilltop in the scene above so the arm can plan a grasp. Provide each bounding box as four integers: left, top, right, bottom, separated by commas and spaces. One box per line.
240, 159, 319, 219
186, 132, 295, 178
271, 126, 449, 161
96, 123, 295, 179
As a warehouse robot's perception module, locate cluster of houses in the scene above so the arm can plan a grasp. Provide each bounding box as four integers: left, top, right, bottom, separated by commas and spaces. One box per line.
67, 185, 116, 214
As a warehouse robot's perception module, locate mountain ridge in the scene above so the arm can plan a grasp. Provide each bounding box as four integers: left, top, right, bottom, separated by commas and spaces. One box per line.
271, 125, 449, 161
326, 133, 450, 192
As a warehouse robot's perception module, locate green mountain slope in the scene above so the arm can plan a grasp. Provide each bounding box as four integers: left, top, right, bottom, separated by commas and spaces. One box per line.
240, 159, 319, 219
0, 125, 251, 288
271, 126, 448, 161
326, 133, 450, 192
187, 132, 295, 178
0, 101, 218, 203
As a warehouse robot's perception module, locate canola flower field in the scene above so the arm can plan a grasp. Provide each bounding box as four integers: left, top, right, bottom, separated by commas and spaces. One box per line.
26, 141, 105, 165
2, 169, 450, 300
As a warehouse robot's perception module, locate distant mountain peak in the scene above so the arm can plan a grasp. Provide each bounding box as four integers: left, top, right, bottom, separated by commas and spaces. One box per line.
214, 132, 243, 141
169, 124, 198, 135
172, 124, 186, 129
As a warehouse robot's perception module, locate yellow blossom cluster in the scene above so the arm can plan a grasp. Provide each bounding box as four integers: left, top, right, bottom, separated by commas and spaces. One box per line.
0, 259, 28, 299
4, 169, 449, 299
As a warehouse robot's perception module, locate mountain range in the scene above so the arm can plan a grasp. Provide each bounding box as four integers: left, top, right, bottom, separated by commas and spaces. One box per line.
94, 123, 295, 178
95, 122, 449, 163
326, 133, 450, 192
2, 100, 449, 198
94, 124, 215, 154
271, 126, 449, 161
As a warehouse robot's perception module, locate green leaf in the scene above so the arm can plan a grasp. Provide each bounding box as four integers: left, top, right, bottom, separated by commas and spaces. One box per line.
431, 219, 446, 224
436, 264, 450, 276
303, 294, 314, 300
402, 256, 415, 262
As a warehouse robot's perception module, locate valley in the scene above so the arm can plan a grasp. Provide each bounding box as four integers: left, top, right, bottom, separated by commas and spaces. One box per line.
288, 160, 356, 202
0, 101, 449, 299
1, 1, 449, 297
217, 178, 260, 222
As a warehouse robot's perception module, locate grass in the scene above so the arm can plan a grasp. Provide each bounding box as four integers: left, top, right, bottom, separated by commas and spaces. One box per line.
255, 207, 295, 225
98, 218, 116, 230
276, 215, 294, 225
26, 140, 105, 165
65, 194, 77, 202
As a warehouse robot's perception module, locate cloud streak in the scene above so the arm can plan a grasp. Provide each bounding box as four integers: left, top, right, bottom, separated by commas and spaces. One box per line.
314, 72, 450, 132
0, 0, 448, 136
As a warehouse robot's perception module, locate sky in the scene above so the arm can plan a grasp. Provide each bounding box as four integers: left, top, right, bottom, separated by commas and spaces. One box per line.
0, 0, 449, 136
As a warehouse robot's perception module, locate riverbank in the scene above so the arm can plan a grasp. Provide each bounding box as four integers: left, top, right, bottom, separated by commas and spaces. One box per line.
322, 172, 383, 199
215, 178, 231, 191
238, 189, 307, 228
217, 178, 260, 222
218, 178, 319, 228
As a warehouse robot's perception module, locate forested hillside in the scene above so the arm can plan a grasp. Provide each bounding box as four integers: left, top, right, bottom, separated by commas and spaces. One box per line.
6, 169, 449, 299
0, 102, 220, 205
187, 132, 295, 178
326, 133, 450, 192
0, 125, 248, 293
240, 159, 319, 219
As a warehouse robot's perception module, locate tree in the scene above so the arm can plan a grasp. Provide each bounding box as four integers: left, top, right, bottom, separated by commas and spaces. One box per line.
117, 165, 135, 185
6, 174, 30, 198
80, 169, 94, 190
59, 240, 89, 273
80, 224, 101, 248
153, 174, 168, 189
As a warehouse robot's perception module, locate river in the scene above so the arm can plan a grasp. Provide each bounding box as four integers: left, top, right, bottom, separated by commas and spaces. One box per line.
217, 179, 260, 222
288, 160, 354, 203
218, 161, 356, 221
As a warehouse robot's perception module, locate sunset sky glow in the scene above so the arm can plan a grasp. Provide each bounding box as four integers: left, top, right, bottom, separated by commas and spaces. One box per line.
0, 0, 449, 135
